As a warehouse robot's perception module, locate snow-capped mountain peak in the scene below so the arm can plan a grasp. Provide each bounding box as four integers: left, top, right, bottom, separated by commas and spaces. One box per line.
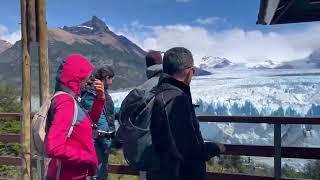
199, 56, 233, 69
62, 16, 110, 35
247, 60, 280, 69
77, 25, 94, 30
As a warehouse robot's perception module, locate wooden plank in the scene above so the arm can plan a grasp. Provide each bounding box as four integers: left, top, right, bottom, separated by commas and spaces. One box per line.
282, 147, 320, 159
1, 113, 320, 125
0, 156, 20, 166
0, 134, 20, 143
205, 172, 273, 180
217, 145, 320, 159
0, 158, 310, 180
0, 156, 36, 167
0, 140, 317, 160
0, 113, 21, 119
224, 145, 274, 157
108, 164, 139, 176
198, 116, 320, 125
205, 172, 304, 180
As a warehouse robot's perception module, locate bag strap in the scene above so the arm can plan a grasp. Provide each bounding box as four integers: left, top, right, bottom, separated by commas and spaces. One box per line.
75, 97, 97, 126
52, 91, 78, 138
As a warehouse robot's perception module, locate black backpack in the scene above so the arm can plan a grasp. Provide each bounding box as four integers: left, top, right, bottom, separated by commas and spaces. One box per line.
118, 87, 160, 171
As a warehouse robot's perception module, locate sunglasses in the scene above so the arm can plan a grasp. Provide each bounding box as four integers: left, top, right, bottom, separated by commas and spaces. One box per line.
185, 66, 195, 74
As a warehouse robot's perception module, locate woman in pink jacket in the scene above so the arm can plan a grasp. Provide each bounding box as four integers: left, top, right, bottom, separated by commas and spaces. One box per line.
45, 54, 105, 180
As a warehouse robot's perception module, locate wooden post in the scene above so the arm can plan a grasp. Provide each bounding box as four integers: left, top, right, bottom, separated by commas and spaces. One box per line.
36, 1, 50, 179
274, 123, 282, 180
27, 0, 37, 42
21, 0, 32, 179
36, 0, 50, 105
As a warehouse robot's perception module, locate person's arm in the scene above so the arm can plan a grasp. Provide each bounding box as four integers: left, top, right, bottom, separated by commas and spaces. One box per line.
46, 95, 94, 165
167, 95, 223, 161
88, 80, 106, 124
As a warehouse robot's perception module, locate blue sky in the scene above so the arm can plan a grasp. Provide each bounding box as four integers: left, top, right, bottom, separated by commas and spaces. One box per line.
0, 0, 308, 32
1, 0, 320, 63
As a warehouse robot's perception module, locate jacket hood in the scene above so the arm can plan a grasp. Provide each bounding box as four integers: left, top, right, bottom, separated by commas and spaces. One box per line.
55, 54, 94, 95
146, 64, 162, 79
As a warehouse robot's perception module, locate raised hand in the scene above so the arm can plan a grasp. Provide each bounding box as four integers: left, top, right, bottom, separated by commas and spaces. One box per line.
93, 79, 105, 99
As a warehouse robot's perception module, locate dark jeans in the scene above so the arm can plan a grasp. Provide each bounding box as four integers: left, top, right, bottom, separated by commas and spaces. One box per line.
90, 138, 111, 180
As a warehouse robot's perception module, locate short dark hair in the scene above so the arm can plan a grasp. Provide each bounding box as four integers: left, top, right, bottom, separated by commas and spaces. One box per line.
163, 47, 194, 75
145, 50, 162, 67
95, 66, 114, 80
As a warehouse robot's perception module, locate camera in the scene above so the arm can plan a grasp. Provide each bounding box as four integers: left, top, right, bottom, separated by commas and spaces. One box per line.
87, 75, 96, 85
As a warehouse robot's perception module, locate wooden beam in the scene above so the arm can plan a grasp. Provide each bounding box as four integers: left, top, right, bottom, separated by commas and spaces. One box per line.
108, 164, 140, 176
0, 156, 21, 166
35, 1, 50, 178
36, 0, 50, 105
0, 158, 308, 180
205, 172, 274, 180
198, 116, 320, 125
27, 0, 37, 42
21, 0, 32, 179
0, 156, 36, 167
282, 147, 320, 159
0, 113, 21, 119
205, 172, 302, 180
0, 134, 20, 143
224, 144, 274, 157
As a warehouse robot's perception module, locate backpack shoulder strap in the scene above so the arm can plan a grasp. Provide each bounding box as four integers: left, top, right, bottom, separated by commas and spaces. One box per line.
67, 98, 78, 138
51, 91, 78, 138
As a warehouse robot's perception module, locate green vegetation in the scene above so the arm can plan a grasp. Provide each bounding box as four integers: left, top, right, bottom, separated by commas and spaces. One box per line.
282, 164, 306, 179
0, 84, 21, 113
108, 149, 138, 180
303, 160, 320, 179
0, 84, 21, 179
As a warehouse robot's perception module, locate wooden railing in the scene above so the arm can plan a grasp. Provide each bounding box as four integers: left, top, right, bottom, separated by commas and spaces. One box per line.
1, 112, 319, 180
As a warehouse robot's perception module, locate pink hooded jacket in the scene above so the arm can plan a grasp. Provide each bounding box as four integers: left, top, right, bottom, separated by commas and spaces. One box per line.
45, 54, 105, 180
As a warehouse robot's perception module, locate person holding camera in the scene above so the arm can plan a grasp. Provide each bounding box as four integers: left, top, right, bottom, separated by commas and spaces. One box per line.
81, 66, 115, 180
45, 54, 106, 180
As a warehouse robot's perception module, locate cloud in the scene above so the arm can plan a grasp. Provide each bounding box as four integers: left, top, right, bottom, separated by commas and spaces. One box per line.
176, 0, 191, 3
117, 21, 320, 65
194, 17, 225, 25
0, 25, 21, 44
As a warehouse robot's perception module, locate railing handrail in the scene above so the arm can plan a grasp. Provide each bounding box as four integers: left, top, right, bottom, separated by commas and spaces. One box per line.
198, 116, 320, 124
2, 112, 319, 124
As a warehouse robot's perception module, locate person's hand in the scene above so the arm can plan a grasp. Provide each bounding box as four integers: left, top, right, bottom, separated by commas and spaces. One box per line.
205, 142, 226, 158
93, 79, 105, 99
216, 143, 226, 154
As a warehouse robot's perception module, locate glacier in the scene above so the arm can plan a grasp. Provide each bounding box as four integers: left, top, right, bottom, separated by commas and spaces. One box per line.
106, 69, 320, 147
